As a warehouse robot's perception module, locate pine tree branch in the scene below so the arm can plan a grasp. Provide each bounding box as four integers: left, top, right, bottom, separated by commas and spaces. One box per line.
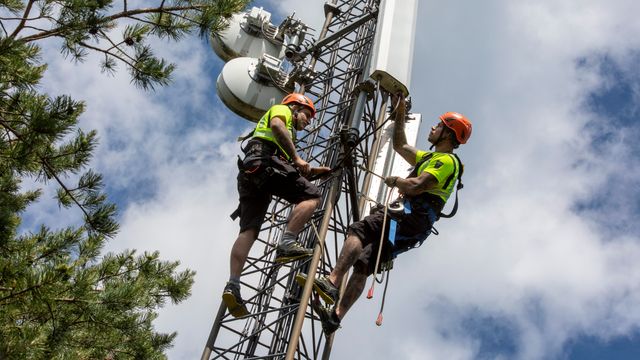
97, 28, 128, 54
19, 5, 209, 42
9, 0, 36, 38
106, 5, 208, 23
14, 24, 51, 34
0, 118, 21, 141
0, 283, 43, 303
77, 41, 136, 69
1, 21, 8, 37
45, 299, 58, 342
54, 297, 93, 303
158, 0, 167, 25
146, 10, 203, 27
0, 120, 103, 234
97, 263, 141, 283
0, 15, 43, 21
40, 158, 106, 233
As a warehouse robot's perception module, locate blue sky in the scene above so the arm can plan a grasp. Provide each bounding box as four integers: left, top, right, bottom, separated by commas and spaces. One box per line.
566, 54, 640, 359
21, 0, 640, 359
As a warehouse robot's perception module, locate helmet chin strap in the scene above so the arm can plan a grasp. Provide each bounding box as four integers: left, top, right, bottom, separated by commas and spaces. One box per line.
430, 127, 445, 150
293, 109, 300, 128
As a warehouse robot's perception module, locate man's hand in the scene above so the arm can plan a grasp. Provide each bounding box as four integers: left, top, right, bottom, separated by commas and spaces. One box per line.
390, 92, 406, 121
384, 176, 399, 188
308, 166, 332, 179
293, 156, 311, 176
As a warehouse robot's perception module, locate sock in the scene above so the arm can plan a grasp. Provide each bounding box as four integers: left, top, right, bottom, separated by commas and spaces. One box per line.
228, 276, 240, 286
279, 231, 298, 247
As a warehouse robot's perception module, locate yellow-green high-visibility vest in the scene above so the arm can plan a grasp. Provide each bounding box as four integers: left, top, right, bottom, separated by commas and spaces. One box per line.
414, 150, 461, 203
251, 104, 296, 160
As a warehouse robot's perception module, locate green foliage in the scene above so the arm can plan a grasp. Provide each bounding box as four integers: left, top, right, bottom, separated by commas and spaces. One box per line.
0, 38, 46, 90
0, 238, 195, 358
0, 0, 24, 12
131, 44, 176, 90
4, 0, 251, 90
0, 0, 250, 358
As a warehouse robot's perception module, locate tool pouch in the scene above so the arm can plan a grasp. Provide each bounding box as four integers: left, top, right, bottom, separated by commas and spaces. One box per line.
268, 155, 298, 180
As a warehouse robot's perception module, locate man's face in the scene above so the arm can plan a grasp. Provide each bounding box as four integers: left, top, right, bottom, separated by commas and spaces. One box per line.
294, 107, 313, 130
428, 121, 445, 144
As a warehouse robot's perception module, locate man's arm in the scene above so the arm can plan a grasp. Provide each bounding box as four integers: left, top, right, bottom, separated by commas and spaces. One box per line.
384, 172, 438, 197
270, 115, 310, 175
390, 94, 419, 166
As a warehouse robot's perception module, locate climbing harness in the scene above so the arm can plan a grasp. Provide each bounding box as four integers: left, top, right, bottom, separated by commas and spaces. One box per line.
362, 152, 464, 326
229, 140, 296, 221
406, 152, 464, 219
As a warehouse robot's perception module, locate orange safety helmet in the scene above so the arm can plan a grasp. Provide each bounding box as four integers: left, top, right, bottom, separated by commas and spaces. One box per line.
281, 93, 316, 118
439, 112, 472, 144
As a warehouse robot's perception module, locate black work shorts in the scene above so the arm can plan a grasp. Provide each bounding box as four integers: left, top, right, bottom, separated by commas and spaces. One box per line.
237, 156, 321, 232
348, 206, 433, 275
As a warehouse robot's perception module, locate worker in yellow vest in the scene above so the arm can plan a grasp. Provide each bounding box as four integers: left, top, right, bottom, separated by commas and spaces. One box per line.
298, 93, 472, 334
223, 93, 330, 318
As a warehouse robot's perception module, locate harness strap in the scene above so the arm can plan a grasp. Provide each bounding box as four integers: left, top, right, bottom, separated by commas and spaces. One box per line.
439, 153, 463, 219
388, 198, 412, 246
230, 207, 240, 220
411, 153, 464, 218
237, 130, 253, 143
404, 198, 412, 214
388, 220, 397, 246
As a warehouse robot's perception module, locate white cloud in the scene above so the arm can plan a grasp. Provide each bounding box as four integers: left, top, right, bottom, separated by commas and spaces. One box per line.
112, 139, 240, 358
24, 0, 640, 359
273, 0, 640, 359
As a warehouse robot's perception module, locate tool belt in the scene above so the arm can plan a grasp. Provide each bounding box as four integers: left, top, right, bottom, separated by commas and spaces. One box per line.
407, 193, 444, 216
368, 197, 438, 258
237, 154, 298, 187
230, 140, 299, 221
242, 138, 279, 161
237, 139, 295, 184
369, 194, 443, 220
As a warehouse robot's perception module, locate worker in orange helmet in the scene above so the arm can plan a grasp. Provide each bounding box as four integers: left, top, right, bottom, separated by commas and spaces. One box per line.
297, 93, 472, 335
222, 93, 331, 318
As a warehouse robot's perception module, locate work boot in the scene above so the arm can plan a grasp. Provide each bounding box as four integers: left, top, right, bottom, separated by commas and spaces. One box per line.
222, 282, 249, 318
311, 301, 341, 335
275, 242, 314, 263
295, 273, 339, 305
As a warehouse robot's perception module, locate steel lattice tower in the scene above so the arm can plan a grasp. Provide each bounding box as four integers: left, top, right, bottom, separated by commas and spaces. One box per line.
202, 0, 399, 358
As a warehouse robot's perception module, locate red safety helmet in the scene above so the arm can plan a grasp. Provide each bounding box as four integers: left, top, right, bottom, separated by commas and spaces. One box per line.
439, 112, 472, 144
281, 93, 316, 118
